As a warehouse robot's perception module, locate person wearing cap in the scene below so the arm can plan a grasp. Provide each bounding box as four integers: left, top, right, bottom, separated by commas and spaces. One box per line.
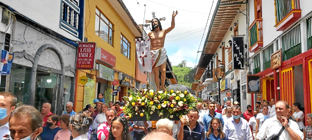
114, 101, 123, 116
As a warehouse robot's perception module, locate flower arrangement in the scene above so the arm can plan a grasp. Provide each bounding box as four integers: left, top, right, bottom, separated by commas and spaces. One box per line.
123, 89, 197, 121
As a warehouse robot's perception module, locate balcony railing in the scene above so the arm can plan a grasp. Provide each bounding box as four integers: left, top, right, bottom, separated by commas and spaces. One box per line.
253, 67, 260, 74
274, 0, 301, 31
263, 60, 271, 70
283, 44, 301, 60
249, 19, 263, 52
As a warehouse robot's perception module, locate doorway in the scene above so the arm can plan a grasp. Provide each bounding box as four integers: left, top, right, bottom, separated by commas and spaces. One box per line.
35, 70, 59, 114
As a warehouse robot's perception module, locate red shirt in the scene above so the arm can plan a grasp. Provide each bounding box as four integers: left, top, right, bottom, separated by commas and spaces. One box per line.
42, 112, 53, 127
243, 111, 253, 122
116, 108, 123, 116
215, 108, 222, 114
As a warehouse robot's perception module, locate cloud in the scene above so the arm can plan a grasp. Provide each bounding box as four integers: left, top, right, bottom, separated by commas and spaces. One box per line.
168, 46, 197, 68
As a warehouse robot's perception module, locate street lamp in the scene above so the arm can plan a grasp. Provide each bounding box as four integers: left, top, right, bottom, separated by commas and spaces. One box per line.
215, 61, 225, 103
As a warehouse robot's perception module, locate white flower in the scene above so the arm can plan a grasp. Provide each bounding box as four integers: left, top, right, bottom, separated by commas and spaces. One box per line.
150, 111, 153, 114
173, 108, 177, 112
142, 110, 145, 112
144, 89, 148, 92
142, 97, 145, 100
178, 101, 184, 107
176, 91, 180, 93
179, 94, 184, 98
154, 97, 158, 100
138, 99, 142, 102
135, 112, 138, 115
159, 112, 163, 116
170, 115, 173, 118
151, 106, 156, 111
126, 101, 129, 106
162, 103, 167, 108
172, 93, 176, 96
129, 97, 133, 101
150, 89, 154, 93
172, 100, 177, 105
158, 91, 163, 94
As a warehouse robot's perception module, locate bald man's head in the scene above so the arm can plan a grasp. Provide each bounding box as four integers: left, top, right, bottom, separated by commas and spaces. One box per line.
143, 131, 175, 140
41, 103, 51, 115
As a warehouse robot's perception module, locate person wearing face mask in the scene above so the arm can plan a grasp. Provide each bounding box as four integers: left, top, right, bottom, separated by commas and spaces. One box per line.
206, 118, 226, 140
223, 105, 253, 140
69, 113, 93, 140
248, 110, 258, 139
39, 115, 61, 140
0, 92, 17, 139
243, 105, 253, 122
7, 105, 43, 140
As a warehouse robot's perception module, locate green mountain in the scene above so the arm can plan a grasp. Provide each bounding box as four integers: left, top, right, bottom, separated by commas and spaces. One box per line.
172, 66, 195, 88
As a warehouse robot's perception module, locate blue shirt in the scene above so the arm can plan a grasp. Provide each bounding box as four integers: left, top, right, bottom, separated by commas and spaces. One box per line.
99, 98, 105, 103
182, 122, 205, 140
40, 126, 61, 140
62, 110, 76, 116
203, 112, 224, 132
223, 118, 252, 140
206, 133, 227, 140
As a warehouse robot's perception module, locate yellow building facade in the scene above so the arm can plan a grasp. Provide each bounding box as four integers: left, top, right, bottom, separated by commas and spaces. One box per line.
74, 0, 141, 111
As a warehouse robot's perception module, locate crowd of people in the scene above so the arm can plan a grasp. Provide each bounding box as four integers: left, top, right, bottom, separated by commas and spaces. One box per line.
0, 91, 312, 140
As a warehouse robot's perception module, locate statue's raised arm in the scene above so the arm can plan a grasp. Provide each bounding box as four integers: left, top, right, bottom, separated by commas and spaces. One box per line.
164, 10, 178, 35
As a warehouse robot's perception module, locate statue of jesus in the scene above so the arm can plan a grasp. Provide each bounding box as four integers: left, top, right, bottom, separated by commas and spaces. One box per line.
147, 11, 178, 91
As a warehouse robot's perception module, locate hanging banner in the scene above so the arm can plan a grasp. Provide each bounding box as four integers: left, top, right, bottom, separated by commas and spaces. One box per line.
83, 78, 96, 108
135, 37, 152, 73
1, 50, 14, 75
76, 42, 96, 69
232, 37, 244, 69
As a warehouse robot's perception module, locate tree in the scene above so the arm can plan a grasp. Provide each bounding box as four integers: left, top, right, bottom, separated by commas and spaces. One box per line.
184, 67, 196, 83
178, 60, 187, 67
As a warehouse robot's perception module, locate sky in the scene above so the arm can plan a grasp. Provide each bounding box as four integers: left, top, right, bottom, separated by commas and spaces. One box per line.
123, 0, 218, 68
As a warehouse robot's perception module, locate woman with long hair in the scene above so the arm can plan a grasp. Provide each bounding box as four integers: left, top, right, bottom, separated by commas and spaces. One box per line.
69, 113, 93, 140
108, 116, 132, 140
206, 118, 226, 140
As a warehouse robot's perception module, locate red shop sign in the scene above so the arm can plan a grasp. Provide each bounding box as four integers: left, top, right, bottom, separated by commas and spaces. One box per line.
101, 48, 116, 67
112, 79, 119, 86
76, 42, 96, 69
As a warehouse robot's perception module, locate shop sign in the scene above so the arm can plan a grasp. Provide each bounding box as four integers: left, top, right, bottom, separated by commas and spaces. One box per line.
1, 50, 14, 75
120, 74, 134, 87
78, 76, 88, 85
247, 75, 260, 93
271, 50, 282, 69
112, 90, 118, 96
98, 64, 114, 81
76, 42, 96, 69
232, 37, 245, 69
95, 47, 116, 67
221, 79, 225, 91
112, 79, 119, 86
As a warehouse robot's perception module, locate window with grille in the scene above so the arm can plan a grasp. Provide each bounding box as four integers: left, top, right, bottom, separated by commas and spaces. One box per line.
60, 0, 82, 38
253, 54, 260, 74
307, 17, 312, 50
263, 44, 274, 70
120, 34, 130, 59
95, 8, 113, 46
282, 25, 301, 60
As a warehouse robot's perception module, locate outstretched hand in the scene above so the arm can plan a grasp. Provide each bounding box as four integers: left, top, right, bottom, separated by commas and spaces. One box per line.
172, 10, 178, 18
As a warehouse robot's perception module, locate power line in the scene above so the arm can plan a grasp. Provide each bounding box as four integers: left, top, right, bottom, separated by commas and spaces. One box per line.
167, 27, 205, 37
166, 30, 203, 42
194, 0, 215, 68
145, 0, 209, 14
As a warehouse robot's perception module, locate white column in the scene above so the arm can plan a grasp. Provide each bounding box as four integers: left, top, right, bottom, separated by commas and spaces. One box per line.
301, 21, 308, 53
259, 51, 264, 71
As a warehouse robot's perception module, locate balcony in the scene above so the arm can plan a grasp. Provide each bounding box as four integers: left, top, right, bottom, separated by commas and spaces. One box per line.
263, 60, 271, 70
274, 0, 301, 31
249, 19, 263, 52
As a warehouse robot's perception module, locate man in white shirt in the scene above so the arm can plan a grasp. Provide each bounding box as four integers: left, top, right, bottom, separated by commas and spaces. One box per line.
223, 105, 253, 140
196, 102, 207, 125
0, 92, 17, 139
256, 101, 304, 140
248, 110, 258, 138
270, 99, 276, 118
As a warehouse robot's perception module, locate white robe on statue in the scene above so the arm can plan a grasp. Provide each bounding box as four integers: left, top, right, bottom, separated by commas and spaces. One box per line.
135, 37, 152, 73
